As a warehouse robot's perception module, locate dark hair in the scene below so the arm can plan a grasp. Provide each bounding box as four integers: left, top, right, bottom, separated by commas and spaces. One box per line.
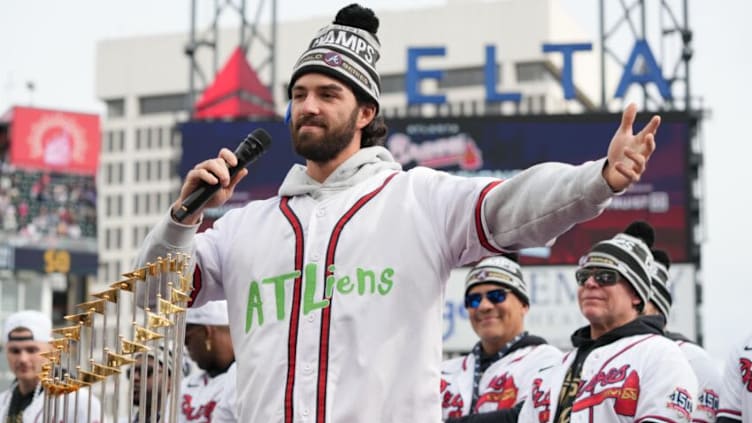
355, 94, 388, 148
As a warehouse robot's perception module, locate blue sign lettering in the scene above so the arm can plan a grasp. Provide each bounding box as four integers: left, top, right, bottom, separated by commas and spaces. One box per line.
404, 39, 670, 105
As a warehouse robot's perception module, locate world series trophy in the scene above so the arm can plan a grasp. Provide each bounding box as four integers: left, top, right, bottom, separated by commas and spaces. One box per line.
39, 253, 193, 423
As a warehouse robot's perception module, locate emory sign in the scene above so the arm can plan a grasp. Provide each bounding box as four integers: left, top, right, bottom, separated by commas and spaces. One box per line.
406, 40, 671, 105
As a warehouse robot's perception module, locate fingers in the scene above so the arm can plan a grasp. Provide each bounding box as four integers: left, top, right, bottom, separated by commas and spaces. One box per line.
218, 148, 239, 167
619, 103, 637, 133
191, 157, 231, 187
640, 115, 661, 137
613, 146, 651, 185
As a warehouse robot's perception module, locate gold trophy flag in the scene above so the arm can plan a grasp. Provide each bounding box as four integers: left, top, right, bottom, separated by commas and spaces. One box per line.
62, 313, 93, 327
158, 298, 185, 315
111, 278, 138, 292
92, 362, 121, 377
92, 287, 120, 303
77, 369, 105, 385
52, 326, 81, 341
39, 349, 61, 363
135, 326, 164, 343
107, 351, 136, 368
147, 312, 173, 329
49, 338, 71, 352
171, 287, 191, 303
122, 266, 148, 281
120, 339, 150, 355
77, 299, 106, 314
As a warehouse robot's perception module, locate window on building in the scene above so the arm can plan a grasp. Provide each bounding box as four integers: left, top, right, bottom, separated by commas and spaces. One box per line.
134, 162, 141, 182
146, 127, 153, 149
117, 130, 125, 151
105, 163, 113, 184
381, 73, 405, 94
139, 93, 187, 115
438, 66, 492, 89
133, 193, 140, 214
105, 98, 125, 118
516, 61, 548, 83
170, 127, 181, 148
135, 128, 142, 150
103, 131, 113, 153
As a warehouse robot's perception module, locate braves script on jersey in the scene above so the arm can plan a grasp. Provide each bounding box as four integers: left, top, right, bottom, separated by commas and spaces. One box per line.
139, 147, 614, 422
718, 332, 752, 421
440, 343, 561, 419
519, 333, 698, 423
179, 363, 237, 423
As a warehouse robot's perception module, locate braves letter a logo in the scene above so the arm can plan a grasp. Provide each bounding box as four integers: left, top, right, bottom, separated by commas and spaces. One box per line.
740, 358, 752, 392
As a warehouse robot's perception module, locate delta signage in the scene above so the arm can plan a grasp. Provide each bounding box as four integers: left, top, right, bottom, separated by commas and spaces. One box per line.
405, 40, 670, 105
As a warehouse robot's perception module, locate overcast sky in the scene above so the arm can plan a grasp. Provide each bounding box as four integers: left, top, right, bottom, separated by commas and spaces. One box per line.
1, 0, 748, 363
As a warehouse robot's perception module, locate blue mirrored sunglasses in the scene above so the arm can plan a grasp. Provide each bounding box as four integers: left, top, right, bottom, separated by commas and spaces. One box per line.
575, 268, 621, 286
464, 288, 510, 309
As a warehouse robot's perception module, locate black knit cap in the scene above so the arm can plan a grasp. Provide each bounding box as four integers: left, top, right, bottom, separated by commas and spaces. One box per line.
579, 221, 655, 307
288, 4, 382, 112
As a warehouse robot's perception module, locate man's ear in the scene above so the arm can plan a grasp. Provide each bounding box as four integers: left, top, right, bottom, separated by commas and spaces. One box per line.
357, 103, 376, 129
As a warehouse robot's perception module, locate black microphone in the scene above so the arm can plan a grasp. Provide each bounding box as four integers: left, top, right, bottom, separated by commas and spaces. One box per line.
172, 128, 272, 222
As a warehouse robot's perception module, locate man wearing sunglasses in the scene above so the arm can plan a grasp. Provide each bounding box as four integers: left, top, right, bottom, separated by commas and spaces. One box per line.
518, 221, 698, 423
441, 255, 561, 420
645, 249, 721, 423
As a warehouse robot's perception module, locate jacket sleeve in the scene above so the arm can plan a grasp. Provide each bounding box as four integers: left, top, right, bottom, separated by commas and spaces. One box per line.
134, 209, 225, 308
482, 159, 614, 250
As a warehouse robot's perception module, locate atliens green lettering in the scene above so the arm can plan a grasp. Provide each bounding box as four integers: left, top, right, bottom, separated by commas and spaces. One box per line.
262, 271, 299, 320
304, 263, 329, 315
244, 264, 397, 331
245, 281, 264, 332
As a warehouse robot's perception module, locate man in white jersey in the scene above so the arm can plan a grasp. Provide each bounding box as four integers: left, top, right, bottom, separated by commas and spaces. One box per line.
441, 254, 561, 420
644, 247, 721, 422
717, 333, 752, 422
519, 222, 698, 423
0, 310, 101, 423
136, 3, 661, 421
179, 301, 238, 423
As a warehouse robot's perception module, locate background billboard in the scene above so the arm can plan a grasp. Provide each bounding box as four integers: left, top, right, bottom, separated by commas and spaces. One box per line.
181, 112, 695, 264
8, 106, 101, 175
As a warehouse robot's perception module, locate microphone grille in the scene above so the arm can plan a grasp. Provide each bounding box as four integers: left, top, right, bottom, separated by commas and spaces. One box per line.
250, 128, 272, 150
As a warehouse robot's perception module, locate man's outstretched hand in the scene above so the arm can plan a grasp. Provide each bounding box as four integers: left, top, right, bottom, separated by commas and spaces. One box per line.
603, 103, 659, 192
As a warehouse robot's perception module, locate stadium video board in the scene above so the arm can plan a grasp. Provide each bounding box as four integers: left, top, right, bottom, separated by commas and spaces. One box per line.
180, 112, 695, 264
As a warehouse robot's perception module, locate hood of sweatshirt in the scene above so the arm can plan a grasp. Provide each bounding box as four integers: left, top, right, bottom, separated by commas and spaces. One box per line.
278, 146, 402, 200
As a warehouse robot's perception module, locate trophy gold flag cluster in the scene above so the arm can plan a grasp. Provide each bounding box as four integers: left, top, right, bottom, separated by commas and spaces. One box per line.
40, 253, 193, 423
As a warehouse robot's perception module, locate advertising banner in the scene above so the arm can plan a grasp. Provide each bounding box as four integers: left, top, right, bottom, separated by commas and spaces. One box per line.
9, 106, 101, 175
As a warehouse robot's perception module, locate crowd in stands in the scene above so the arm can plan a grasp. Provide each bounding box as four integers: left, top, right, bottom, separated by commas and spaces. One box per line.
0, 168, 97, 242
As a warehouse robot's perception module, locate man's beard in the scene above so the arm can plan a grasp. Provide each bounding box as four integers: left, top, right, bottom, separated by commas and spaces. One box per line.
291, 107, 359, 163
